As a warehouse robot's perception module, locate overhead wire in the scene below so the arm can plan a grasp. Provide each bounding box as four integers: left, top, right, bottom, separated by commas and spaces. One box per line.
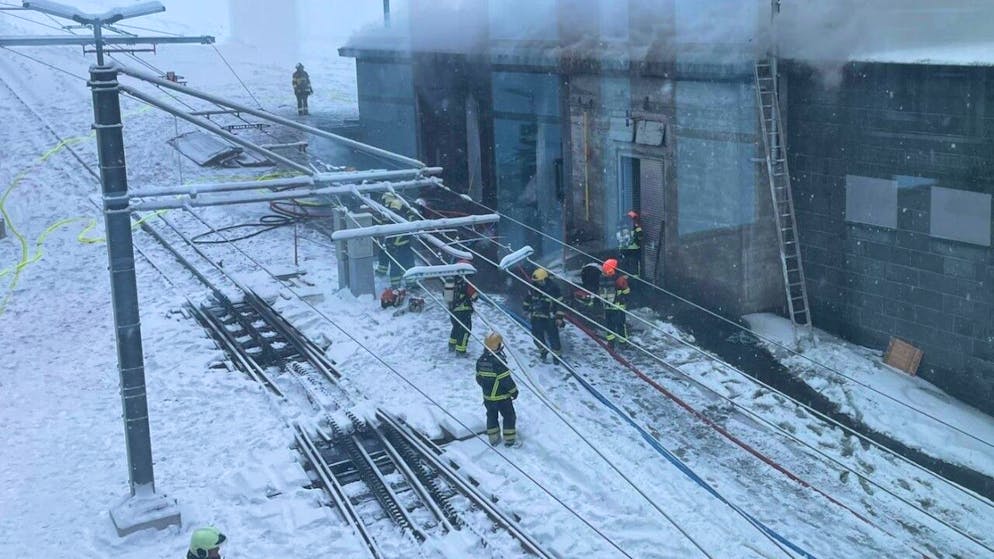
4, 36, 974, 553
410, 205, 992, 554
430, 183, 994, 454
344, 195, 804, 557
400, 193, 994, 554
211, 44, 263, 108
0, 46, 627, 553
175, 204, 644, 559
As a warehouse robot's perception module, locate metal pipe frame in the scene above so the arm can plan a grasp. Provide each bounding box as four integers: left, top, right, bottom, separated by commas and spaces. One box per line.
114, 63, 426, 168
353, 189, 474, 260
128, 168, 442, 199
330, 214, 498, 241
123, 178, 439, 212
0, 34, 214, 46
119, 85, 312, 175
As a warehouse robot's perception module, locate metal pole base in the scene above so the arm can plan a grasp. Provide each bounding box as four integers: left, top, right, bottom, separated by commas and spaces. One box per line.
108, 488, 182, 537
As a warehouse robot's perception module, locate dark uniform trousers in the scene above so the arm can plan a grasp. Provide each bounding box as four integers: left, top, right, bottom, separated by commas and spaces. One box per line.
449, 309, 473, 354
484, 399, 516, 444
388, 240, 414, 288
605, 308, 628, 344
295, 92, 309, 113
530, 317, 561, 355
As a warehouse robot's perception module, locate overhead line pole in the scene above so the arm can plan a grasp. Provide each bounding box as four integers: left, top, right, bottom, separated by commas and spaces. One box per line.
9, 0, 216, 538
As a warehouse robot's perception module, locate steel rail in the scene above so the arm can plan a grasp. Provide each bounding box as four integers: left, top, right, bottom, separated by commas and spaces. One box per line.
373, 424, 456, 534
378, 412, 557, 559
325, 418, 425, 543
189, 304, 283, 396
247, 292, 340, 383
294, 425, 382, 559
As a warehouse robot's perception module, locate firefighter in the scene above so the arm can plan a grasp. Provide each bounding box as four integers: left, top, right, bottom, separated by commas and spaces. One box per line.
292, 63, 312, 116
577, 261, 602, 312
619, 210, 643, 278
600, 258, 630, 347
444, 271, 478, 355
523, 267, 564, 363
186, 526, 226, 559
384, 196, 418, 288
476, 332, 519, 447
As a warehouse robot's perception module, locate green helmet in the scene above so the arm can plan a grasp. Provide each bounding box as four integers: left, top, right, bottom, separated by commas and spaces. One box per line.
189, 526, 226, 557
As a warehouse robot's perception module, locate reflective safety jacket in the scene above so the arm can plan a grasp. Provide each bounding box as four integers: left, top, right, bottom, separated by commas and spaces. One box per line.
599, 273, 630, 309
386, 204, 420, 249
292, 69, 312, 95
625, 223, 643, 251
475, 351, 518, 402
523, 280, 564, 320
444, 278, 478, 312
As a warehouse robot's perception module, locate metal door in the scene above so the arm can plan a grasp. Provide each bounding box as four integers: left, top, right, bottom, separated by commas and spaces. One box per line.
638, 158, 665, 284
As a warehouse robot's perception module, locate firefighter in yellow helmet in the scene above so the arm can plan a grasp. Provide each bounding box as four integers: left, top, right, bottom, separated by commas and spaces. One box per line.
186, 526, 226, 559
523, 267, 565, 364
475, 332, 519, 447
381, 195, 419, 288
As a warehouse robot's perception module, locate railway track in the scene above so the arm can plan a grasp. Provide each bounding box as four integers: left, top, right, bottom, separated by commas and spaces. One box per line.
2, 68, 552, 557
133, 210, 554, 558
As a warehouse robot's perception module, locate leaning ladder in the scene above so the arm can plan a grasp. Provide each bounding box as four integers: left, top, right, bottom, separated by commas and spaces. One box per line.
754, 59, 813, 341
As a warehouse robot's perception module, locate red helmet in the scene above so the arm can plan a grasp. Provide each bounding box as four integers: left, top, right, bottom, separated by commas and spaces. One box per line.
602, 258, 618, 275
627, 210, 639, 219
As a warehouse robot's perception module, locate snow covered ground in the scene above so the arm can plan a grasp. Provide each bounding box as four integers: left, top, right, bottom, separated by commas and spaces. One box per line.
744, 312, 994, 482
2, 5, 994, 559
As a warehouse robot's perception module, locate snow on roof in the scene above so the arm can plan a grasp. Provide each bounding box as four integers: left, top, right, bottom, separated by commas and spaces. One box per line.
849, 42, 994, 66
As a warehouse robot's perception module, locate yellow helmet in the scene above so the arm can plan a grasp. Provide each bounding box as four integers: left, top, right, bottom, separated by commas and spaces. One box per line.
387, 198, 404, 211
531, 268, 549, 282
484, 332, 503, 351
189, 527, 226, 558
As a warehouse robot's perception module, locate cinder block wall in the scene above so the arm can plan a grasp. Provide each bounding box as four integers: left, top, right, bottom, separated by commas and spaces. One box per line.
785, 61, 994, 415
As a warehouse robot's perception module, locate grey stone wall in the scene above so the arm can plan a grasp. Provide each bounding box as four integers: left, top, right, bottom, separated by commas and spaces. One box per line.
565, 73, 783, 316
785, 61, 994, 415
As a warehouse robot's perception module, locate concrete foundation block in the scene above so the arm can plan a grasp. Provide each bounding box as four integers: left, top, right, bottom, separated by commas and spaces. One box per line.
109, 490, 181, 537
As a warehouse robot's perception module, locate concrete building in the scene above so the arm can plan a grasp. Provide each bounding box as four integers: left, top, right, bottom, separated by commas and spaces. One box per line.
339, 1, 994, 414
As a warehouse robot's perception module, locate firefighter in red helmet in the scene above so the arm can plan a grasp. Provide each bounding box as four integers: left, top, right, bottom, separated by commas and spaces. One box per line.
619, 210, 643, 278
600, 258, 630, 347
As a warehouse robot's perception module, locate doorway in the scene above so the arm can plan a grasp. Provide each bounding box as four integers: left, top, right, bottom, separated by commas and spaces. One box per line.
618, 154, 665, 284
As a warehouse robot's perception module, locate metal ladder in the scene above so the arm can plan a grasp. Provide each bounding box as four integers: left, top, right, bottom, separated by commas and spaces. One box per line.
754, 59, 812, 341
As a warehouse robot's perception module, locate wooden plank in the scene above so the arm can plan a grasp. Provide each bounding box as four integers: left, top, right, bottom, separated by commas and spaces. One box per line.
884, 337, 924, 376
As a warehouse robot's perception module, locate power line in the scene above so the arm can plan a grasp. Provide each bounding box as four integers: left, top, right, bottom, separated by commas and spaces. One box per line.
0, 45, 86, 80
177, 204, 645, 559
413, 210, 993, 553
427, 198, 994, 507
211, 44, 263, 108
428, 182, 994, 453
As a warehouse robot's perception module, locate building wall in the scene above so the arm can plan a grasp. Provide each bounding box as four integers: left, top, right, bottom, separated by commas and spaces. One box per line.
786, 61, 994, 414
355, 57, 418, 158
565, 71, 783, 316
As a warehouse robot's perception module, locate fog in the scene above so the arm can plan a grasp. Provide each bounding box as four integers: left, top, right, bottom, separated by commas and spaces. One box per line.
347, 0, 994, 65
40, 1, 994, 67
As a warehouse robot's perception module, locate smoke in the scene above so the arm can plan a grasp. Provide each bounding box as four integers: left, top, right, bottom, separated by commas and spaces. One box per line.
346, 0, 994, 74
